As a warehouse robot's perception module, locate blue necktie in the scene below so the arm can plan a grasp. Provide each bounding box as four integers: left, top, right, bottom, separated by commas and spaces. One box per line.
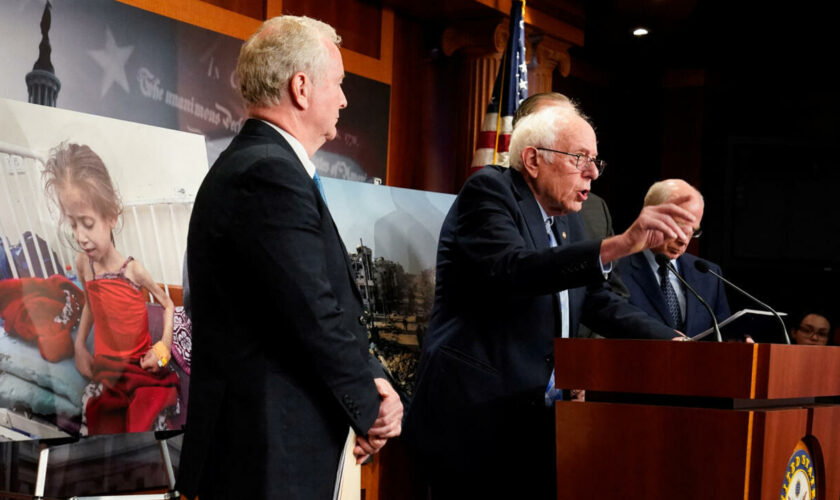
545, 216, 568, 404
313, 171, 327, 204
659, 263, 683, 330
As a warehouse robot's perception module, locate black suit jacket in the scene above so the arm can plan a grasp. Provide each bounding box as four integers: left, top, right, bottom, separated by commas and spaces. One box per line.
177, 119, 383, 499
618, 252, 731, 337
578, 193, 630, 340
406, 166, 675, 494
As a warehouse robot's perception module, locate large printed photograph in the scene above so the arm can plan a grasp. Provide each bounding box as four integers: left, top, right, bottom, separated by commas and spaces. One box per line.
0, 98, 205, 440
324, 178, 455, 397
0, 98, 455, 442
0, 0, 389, 181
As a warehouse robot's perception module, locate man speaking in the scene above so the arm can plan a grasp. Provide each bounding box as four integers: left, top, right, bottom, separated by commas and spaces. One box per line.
407, 102, 694, 498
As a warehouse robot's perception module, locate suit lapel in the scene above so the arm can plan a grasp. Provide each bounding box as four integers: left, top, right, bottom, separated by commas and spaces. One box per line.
510, 169, 549, 250
248, 119, 365, 305
630, 253, 673, 326
678, 255, 702, 333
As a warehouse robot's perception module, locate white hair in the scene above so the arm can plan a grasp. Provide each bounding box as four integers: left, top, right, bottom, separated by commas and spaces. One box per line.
509, 103, 579, 171
644, 179, 704, 206
236, 16, 341, 108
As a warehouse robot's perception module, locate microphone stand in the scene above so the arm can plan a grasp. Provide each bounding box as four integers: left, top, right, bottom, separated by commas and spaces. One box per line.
693, 260, 790, 344
655, 253, 722, 342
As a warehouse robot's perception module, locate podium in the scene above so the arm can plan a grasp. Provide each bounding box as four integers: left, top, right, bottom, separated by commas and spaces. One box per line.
553, 339, 840, 499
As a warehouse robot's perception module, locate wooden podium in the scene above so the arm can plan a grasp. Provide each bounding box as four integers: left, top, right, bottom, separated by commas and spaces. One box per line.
553, 339, 840, 499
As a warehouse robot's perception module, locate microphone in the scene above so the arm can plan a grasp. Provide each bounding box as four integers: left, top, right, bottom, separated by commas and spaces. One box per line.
655, 253, 722, 342
693, 260, 790, 344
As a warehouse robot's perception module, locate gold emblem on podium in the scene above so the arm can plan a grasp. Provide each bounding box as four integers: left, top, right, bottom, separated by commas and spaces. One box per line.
780, 441, 816, 500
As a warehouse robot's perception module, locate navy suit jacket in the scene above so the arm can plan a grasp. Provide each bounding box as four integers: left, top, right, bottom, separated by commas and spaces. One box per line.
406, 166, 676, 493
617, 252, 731, 337
177, 119, 383, 499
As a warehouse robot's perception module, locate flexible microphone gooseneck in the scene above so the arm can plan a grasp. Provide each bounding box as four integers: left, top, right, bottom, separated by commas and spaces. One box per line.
655, 253, 722, 342
693, 260, 790, 344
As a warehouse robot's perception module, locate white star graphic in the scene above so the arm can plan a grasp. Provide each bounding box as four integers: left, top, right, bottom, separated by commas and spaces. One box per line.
88, 28, 134, 97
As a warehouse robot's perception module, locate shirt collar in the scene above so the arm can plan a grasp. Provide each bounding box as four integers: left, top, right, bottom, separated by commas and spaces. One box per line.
260, 120, 316, 179
537, 201, 552, 226
643, 249, 679, 272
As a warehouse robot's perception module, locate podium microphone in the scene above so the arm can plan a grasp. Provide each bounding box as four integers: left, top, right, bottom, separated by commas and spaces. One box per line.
655, 253, 722, 342
693, 260, 790, 344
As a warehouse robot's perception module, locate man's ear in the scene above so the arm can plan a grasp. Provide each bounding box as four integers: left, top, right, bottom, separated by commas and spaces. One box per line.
289, 71, 310, 109
521, 146, 540, 179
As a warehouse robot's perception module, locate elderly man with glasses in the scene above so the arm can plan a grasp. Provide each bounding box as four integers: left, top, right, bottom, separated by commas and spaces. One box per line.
406, 103, 695, 499
617, 179, 731, 337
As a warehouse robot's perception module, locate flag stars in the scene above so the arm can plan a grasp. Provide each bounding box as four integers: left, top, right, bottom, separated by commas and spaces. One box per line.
88, 27, 134, 97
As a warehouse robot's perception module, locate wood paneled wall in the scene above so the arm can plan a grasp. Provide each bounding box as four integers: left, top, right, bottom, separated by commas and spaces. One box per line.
116, 0, 579, 195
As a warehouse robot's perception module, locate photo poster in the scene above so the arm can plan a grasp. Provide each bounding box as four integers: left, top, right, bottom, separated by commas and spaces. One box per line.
0, 0, 390, 182
323, 177, 455, 398
0, 98, 206, 441
0, 98, 454, 441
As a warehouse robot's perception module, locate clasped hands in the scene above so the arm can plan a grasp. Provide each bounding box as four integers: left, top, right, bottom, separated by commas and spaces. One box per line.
354, 377, 403, 464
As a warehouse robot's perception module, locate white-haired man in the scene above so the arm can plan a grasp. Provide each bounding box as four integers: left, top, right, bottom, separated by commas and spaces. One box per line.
178, 16, 402, 499
407, 104, 694, 498
617, 179, 730, 336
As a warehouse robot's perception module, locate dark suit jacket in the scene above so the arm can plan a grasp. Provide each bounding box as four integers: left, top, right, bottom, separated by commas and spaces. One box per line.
405, 166, 675, 495
176, 119, 383, 500
578, 193, 630, 340
617, 252, 731, 337
576, 192, 629, 297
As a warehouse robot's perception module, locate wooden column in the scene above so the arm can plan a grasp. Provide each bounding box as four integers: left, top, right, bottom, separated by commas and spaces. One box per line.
527, 34, 571, 95
442, 18, 508, 188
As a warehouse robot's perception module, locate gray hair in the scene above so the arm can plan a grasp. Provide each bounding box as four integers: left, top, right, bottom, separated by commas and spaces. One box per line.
512, 92, 573, 128
236, 16, 341, 108
644, 179, 704, 206
509, 103, 580, 171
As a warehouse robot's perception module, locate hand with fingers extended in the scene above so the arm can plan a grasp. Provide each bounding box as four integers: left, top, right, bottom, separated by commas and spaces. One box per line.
600, 194, 697, 263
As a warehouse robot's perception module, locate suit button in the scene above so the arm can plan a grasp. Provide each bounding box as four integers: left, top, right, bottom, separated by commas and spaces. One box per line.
358, 315, 366, 325
545, 355, 553, 363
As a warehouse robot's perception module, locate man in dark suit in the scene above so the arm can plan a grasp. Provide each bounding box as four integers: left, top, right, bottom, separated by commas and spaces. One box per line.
176, 16, 402, 500
513, 93, 630, 300
406, 104, 696, 498
617, 179, 730, 337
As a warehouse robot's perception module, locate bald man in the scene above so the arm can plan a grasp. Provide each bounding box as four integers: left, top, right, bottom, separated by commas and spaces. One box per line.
617, 179, 731, 336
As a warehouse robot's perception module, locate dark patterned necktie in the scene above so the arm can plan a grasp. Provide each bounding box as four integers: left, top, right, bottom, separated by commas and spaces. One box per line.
658, 263, 683, 330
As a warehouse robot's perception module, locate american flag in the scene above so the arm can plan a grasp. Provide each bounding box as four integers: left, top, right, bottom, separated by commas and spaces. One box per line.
470, 0, 528, 174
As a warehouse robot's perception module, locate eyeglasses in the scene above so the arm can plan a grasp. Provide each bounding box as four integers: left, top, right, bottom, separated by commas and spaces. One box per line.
679, 224, 703, 239
795, 325, 829, 339
536, 147, 607, 175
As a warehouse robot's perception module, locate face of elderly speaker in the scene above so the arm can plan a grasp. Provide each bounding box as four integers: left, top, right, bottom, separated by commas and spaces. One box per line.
518, 114, 604, 217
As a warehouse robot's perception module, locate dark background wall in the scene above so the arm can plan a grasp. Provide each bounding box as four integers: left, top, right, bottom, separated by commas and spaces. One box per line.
553, 0, 840, 324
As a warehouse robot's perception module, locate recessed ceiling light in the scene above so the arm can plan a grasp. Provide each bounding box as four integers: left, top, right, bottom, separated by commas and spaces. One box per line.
633, 27, 649, 37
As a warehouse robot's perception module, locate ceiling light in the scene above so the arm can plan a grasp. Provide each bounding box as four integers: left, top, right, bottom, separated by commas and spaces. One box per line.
633, 27, 649, 37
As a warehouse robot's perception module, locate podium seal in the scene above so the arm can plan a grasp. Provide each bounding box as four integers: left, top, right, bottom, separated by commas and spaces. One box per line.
780, 441, 816, 500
